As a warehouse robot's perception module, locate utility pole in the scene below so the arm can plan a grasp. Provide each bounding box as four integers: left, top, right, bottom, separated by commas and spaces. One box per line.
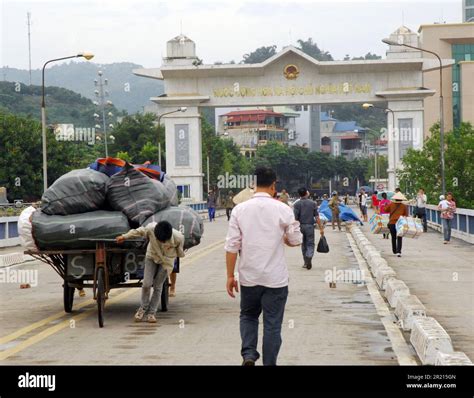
27, 12, 32, 85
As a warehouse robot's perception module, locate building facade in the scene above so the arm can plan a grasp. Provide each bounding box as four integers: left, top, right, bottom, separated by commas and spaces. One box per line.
464, 0, 474, 22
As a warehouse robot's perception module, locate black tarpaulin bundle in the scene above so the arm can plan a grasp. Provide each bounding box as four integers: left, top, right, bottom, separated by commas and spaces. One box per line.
32, 210, 130, 250
40, 169, 109, 215
143, 205, 204, 250
106, 165, 171, 226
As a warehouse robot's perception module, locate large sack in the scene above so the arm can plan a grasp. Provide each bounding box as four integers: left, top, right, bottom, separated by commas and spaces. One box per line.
143, 206, 203, 249
106, 166, 171, 226
162, 175, 179, 206
18, 206, 38, 250
41, 169, 109, 215
32, 210, 130, 250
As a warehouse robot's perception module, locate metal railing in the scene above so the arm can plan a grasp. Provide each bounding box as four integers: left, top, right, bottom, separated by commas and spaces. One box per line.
408, 204, 474, 244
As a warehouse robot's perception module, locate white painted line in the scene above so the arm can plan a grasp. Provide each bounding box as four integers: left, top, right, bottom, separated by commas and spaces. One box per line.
347, 233, 418, 366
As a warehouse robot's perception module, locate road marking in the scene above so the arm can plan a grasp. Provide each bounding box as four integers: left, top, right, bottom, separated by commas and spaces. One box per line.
0, 289, 137, 361
0, 240, 224, 361
347, 233, 418, 366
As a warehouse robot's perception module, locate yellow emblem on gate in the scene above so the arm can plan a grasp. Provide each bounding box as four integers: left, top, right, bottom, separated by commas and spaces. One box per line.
283, 64, 299, 80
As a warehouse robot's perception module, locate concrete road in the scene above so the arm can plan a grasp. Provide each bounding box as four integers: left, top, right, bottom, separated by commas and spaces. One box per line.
0, 217, 414, 365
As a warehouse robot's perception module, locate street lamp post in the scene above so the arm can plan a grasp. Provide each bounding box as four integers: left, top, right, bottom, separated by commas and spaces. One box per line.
382, 38, 445, 195
156, 107, 187, 168
362, 103, 397, 189
41, 52, 94, 192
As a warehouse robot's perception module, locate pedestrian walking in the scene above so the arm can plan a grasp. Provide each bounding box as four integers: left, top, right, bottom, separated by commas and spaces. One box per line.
224, 166, 302, 366
438, 192, 456, 244
279, 189, 289, 205
207, 190, 216, 222
225, 191, 235, 221
414, 188, 428, 232
371, 191, 379, 212
293, 187, 324, 270
382, 192, 408, 257
359, 189, 368, 222
378, 192, 391, 239
344, 193, 349, 206
328, 191, 342, 231
116, 221, 185, 323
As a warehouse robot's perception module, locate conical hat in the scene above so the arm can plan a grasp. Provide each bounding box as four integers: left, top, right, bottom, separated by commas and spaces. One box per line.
392, 192, 407, 201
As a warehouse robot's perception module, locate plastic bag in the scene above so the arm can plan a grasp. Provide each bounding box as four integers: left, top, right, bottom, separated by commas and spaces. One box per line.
396, 216, 423, 238
317, 236, 329, 253
18, 206, 38, 250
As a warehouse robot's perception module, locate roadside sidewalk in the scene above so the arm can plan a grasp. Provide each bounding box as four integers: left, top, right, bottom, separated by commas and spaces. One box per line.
360, 208, 474, 359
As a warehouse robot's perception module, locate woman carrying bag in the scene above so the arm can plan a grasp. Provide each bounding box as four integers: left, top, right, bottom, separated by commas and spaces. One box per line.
382, 192, 408, 257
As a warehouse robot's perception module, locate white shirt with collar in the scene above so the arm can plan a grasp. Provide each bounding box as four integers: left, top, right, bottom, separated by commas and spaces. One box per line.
224, 192, 302, 288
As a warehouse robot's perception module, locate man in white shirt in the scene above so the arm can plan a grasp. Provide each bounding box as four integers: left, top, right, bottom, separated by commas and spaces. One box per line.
224, 167, 302, 366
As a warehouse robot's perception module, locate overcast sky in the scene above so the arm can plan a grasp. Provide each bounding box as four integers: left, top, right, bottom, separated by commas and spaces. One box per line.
1, 0, 463, 70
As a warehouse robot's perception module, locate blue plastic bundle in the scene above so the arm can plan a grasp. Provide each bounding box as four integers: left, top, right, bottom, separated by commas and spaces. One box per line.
318, 200, 362, 224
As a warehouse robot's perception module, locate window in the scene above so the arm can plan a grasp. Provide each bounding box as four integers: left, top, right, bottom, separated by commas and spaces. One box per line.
177, 185, 191, 199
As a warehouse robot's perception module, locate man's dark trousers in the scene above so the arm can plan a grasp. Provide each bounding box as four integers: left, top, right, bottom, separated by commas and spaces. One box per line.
300, 223, 315, 263
240, 285, 288, 366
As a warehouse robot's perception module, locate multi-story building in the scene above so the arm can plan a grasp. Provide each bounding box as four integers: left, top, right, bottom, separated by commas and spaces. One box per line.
218, 109, 296, 158
464, 0, 474, 22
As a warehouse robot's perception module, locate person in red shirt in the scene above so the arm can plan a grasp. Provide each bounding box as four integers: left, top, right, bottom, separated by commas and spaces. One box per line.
371, 191, 380, 213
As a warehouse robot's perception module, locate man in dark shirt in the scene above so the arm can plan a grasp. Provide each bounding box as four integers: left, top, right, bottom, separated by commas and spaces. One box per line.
293, 187, 324, 270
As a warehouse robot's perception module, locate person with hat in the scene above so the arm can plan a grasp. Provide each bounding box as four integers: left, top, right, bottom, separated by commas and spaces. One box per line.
328, 191, 342, 231
382, 192, 408, 257
225, 191, 235, 221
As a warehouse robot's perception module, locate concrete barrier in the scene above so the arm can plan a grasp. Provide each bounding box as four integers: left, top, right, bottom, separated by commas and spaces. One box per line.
395, 295, 427, 331
410, 317, 453, 365
435, 351, 473, 366
375, 266, 397, 290
385, 279, 410, 308
0, 252, 25, 268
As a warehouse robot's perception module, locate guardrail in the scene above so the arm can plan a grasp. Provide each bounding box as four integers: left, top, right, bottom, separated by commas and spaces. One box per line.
408, 204, 474, 244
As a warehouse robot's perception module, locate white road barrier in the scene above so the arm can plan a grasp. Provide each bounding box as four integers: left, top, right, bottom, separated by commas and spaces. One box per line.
435, 351, 473, 366
385, 279, 410, 309
0, 252, 26, 268
375, 266, 397, 290
395, 295, 427, 331
410, 317, 453, 365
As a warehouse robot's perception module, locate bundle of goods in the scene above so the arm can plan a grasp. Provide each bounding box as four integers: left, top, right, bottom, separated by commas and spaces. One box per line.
106, 165, 172, 226
396, 216, 423, 238
369, 213, 389, 234
18, 157, 189, 251
143, 205, 204, 250
41, 169, 109, 215
18, 206, 38, 251
319, 200, 361, 223
31, 210, 130, 250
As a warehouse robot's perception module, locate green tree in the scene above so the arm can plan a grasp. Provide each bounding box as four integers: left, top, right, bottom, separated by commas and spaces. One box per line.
0, 111, 102, 201
398, 122, 474, 207
296, 38, 333, 61
242, 45, 277, 64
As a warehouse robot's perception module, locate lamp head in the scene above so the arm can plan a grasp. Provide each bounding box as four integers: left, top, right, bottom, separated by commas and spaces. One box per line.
78, 52, 94, 60
362, 103, 374, 109
178, 107, 187, 112
382, 38, 399, 46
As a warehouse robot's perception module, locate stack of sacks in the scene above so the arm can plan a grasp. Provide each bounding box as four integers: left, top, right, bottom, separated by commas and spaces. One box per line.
18, 157, 193, 251
396, 216, 423, 238
369, 213, 389, 234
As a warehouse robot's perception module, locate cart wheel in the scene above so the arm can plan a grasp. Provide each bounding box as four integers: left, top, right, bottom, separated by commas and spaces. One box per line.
97, 268, 106, 328
63, 282, 75, 313
161, 278, 169, 312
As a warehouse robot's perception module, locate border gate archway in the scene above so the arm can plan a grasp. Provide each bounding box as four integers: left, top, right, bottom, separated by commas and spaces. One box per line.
135, 34, 438, 202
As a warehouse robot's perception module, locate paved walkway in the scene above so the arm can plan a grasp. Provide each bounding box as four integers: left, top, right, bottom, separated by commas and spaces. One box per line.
361, 207, 474, 360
